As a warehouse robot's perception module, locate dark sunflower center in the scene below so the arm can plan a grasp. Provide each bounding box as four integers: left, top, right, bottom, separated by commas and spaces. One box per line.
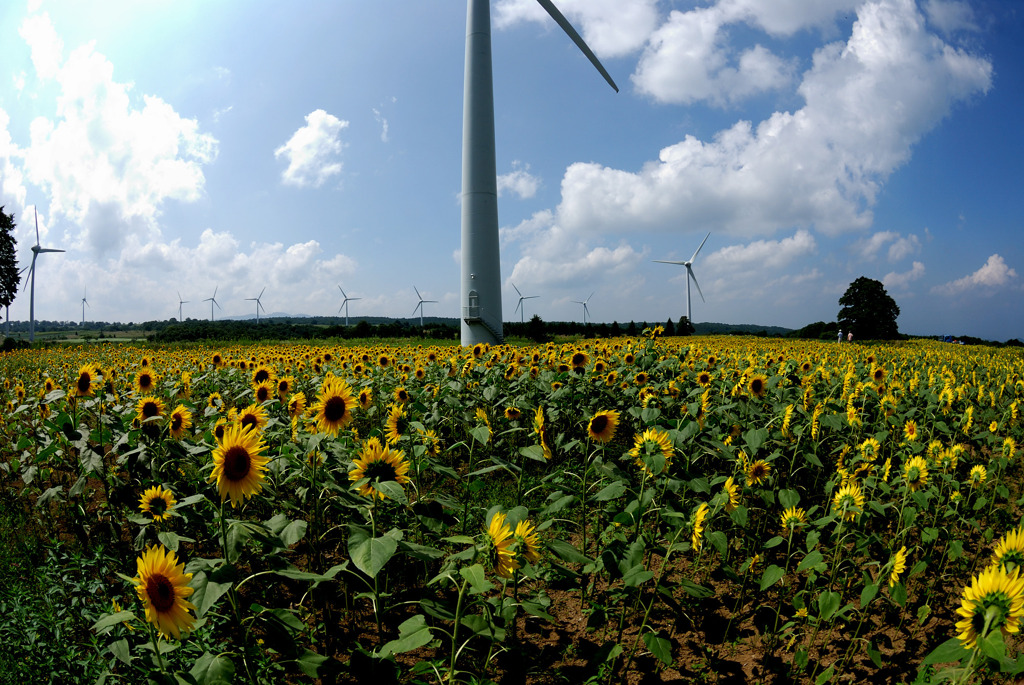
590, 415, 609, 434
572, 354, 586, 366
254, 369, 270, 383
240, 414, 259, 431
146, 574, 176, 612
751, 379, 764, 394
278, 381, 289, 393
214, 424, 226, 440
223, 446, 252, 482
364, 460, 398, 482
324, 396, 348, 422
699, 374, 710, 384
139, 374, 152, 389
171, 414, 183, 431
77, 374, 91, 393
398, 390, 408, 402
142, 402, 160, 419
149, 496, 168, 516
256, 387, 270, 402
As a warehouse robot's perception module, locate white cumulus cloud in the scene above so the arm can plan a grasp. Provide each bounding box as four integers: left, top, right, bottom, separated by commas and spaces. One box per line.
497, 161, 540, 199
883, 260, 925, 289
932, 254, 1018, 295
275, 109, 349, 188
494, 0, 658, 58
552, 0, 992, 239
704, 230, 817, 270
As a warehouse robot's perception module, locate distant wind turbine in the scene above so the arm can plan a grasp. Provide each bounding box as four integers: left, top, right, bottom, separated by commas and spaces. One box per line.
653, 232, 710, 324
459, 0, 618, 346
80, 287, 89, 326
177, 291, 189, 322
246, 287, 267, 324
571, 292, 594, 325
413, 286, 438, 327
512, 283, 539, 324
337, 286, 361, 326
203, 286, 221, 321
21, 206, 65, 342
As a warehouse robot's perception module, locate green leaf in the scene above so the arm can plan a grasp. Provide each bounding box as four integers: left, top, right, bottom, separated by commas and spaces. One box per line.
778, 488, 800, 510
891, 581, 907, 608
814, 664, 834, 685
817, 590, 841, 620
520, 445, 548, 463
348, 526, 398, 579
459, 564, 493, 595
803, 451, 823, 467
917, 603, 931, 625
470, 425, 491, 445
763, 536, 785, 549
295, 649, 329, 678
109, 638, 132, 665
593, 481, 627, 502
190, 651, 235, 685
372, 480, 409, 504
860, 583, 878, 609
91, 610, 136, 633
707, 530, 727, 556
622, 566, 654, 587
643, 632, 673, 666
867, 639, 882, 668
921, 637, 970, 667
190, 571, 233, 618
797, 550, 824, 573
760, 565, 785, 591
547, 539, 592, 565
521, 599, 556, 622
377, 615, 433, 657
157, 531, 195, 553
743, 428, 768, 455
460, 613, 505, 641
279, 520, 308, 547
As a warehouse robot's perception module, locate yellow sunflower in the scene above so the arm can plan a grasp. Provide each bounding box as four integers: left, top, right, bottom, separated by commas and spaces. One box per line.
903, 419, 919, 443
135, 396, 166, 425
514, 519, 541, 564
74, 364, 100, 397
485, 512, 519, 578
358, 387, 373, 410
504, 406, 522, 421
587, 410, 620, 444
888, 546, 907, 588
252, 380, 275, 404
780, 506, 807, 531
385, 403, 409, 445
135, 370, 158, 395
276, 376, 294, 401
209, 423, 270, 508
251, 365, 275, 386
138, 485, 176, 522
348, 437, 411, 500
207, 392, 223, 411
746, 459, 772, 487
288, 391, 307, 421
969, 464, 987, 488
991, 527, 1024, 574
313, 378, 355, 435
832, 482, 865, 521
533, 407, 552, 461
723, 476, 741, 513
168, 405, 192, 440
692, 503, 710, 551
630, 427, 674, 476
747, 374, 768, 399
133, 545, 196, 639
236, 403, 269, 434
955, 566, 1024, 649
903, 456, 929, 492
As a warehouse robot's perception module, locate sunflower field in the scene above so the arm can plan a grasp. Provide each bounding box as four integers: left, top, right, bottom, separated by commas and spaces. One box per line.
1, 333, 1023, 684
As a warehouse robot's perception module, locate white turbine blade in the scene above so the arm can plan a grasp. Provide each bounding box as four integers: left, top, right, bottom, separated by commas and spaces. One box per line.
690, 232, 711, 263
525, 295, 539, 300
34, 206, 40, 246
425, 299, 438, 304
536, 0, 619, 92
414, 285, 422, 300
515, 299, 523, 314
512, 283, 523, 298
586, 292, 594, 303
687, 265, 705, 303
213, 286, 218, 298
350, 297, 362, 301
22, 257, 37, 291
38, 248, 64, 253
259, 286, 266, 299
652, 259, 687, 265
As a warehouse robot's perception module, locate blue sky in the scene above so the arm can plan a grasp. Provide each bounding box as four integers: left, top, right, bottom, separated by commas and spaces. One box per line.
1, 0, 1021, 340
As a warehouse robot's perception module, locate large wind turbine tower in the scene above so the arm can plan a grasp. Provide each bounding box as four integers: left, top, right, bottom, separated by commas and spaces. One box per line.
459, 0, 617, 347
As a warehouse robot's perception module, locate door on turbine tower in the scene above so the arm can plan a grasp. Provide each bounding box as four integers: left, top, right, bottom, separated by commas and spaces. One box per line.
466, 290, 480, 321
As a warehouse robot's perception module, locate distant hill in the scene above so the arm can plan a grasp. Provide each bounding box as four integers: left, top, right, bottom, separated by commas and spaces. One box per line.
693, 321, 794, 336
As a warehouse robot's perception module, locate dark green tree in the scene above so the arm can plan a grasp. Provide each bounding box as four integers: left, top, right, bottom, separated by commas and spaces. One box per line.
0, 207, 20, 335
663, 317, 675, 336
677, 316, 695, 336
837, 277, 900, 340
526, 314, 547, 343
